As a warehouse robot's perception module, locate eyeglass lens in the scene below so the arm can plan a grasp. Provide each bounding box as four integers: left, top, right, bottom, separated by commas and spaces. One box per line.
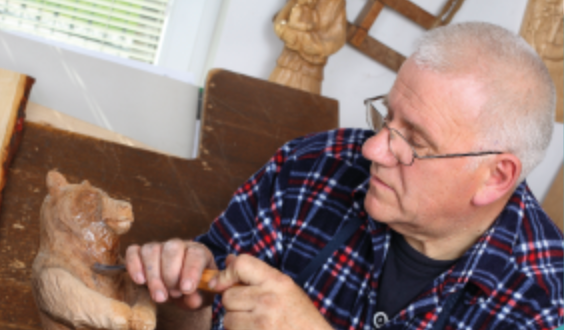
368, 99, 415, 165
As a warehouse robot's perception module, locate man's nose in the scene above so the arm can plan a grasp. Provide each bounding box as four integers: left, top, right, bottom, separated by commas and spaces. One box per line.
361, 129, 398, 166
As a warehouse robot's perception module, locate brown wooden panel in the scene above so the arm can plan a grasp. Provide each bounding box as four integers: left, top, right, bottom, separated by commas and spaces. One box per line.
0, 69, 339, 329
347, 24, 406, 72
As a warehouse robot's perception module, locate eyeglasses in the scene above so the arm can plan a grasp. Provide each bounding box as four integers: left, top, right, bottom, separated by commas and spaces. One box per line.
364, 95, 503, 166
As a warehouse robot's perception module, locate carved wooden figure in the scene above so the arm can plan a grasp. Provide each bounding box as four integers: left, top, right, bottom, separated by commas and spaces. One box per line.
31, 171, 156, 330
288, 0, 319, 32
269, 0, 347, 94
520, 0, 563, 122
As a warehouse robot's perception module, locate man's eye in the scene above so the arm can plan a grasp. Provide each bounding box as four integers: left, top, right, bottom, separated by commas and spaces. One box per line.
409, 138, 426, 149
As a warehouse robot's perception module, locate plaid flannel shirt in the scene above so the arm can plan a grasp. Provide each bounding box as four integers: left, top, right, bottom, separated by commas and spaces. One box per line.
196, 128, 564, 330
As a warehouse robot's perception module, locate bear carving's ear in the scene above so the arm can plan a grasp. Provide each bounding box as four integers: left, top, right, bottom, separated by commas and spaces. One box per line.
46, 171, 68, 196
81, 180, 92, 188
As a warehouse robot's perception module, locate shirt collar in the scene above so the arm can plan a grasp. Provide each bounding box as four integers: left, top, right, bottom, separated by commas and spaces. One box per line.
441, 182, 534, 297
356, 176, 540, 298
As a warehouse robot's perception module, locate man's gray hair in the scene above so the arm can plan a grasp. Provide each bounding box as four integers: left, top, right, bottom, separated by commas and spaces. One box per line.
412, 22, 556, 183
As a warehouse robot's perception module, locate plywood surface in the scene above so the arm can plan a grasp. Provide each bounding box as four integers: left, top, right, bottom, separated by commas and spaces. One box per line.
0, 69, 339, 329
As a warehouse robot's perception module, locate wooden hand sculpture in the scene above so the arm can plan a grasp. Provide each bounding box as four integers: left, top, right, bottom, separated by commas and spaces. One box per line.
31, 171, 156, 330
269, 0, 347, 94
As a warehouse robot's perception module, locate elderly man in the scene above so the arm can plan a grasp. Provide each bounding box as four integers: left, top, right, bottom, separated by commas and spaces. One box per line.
126, 22, 563, 329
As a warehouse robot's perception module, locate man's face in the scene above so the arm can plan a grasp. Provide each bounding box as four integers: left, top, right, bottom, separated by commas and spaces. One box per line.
362, 59, 489, 239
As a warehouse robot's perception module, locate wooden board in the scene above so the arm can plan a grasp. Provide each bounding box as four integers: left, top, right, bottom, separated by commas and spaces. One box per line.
520, 0, 563, 122
0, 69, 34, 209
0, 69, 339, 329
25, 102, 163, 155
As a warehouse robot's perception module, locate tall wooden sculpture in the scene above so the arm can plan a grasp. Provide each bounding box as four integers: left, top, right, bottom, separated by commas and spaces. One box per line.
269, 0, 347, 94
520, 0, 564, 231
520, 0, 563, 123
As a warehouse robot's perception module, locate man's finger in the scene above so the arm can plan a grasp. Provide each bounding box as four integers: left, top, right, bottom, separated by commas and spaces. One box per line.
211, 254, 276, 291
125, 244, 145, 284
160, 239, 186, 294
180, 242, 215, 294
140, 242, 168, 303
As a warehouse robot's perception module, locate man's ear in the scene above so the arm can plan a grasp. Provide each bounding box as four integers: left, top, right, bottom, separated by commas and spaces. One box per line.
472, 154, 521, 206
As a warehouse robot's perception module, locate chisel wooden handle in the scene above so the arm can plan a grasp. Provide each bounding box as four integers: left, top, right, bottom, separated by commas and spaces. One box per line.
197, 268, 219, 292
93, 263, 222, 292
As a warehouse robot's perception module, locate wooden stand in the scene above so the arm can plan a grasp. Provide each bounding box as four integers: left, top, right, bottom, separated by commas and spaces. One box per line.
0, 69, 339, 329
347, 0, 465, 72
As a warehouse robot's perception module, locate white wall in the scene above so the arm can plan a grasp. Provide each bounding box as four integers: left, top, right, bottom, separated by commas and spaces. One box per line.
0, 30, 199, 158
156, 0, 224, 85
207, 0, 563, 201
0, 0, 559, 200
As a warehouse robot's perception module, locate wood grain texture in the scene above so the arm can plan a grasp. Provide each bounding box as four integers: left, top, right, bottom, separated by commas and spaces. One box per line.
269, 0, 347, 94
520, 0, 563, 122
0, 69, 338, 329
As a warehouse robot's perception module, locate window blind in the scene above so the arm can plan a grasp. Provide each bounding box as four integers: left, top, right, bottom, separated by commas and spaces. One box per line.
0, 0, 169, 63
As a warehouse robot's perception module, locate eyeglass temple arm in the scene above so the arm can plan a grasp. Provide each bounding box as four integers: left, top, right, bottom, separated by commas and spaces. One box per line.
415, 151, 503, 160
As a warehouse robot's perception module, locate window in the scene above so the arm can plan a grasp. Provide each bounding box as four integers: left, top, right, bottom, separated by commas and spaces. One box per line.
0, 0, 169, 63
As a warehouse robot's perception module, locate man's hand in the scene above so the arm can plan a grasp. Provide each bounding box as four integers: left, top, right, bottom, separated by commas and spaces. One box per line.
211, 254, 333, 330
125, 239, 216, 310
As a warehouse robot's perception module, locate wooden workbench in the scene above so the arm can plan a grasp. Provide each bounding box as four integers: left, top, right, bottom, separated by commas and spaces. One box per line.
0, 69, 339, 329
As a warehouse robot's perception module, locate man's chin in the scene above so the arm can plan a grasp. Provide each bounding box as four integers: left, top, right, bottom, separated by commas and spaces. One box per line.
364, 194, 398, 224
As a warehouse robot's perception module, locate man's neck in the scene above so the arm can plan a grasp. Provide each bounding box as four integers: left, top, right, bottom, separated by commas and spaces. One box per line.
402, 230, 483, 261
400, 202, 508, 261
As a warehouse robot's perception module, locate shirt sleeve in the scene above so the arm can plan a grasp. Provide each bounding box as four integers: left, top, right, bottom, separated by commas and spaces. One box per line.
194, 136, 304, 329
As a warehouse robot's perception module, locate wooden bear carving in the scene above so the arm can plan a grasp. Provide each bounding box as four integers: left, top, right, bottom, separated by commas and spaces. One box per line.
31, 171, 156, 330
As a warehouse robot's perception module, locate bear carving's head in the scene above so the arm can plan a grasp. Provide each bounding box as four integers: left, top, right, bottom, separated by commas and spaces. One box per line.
45, 171, 134, 240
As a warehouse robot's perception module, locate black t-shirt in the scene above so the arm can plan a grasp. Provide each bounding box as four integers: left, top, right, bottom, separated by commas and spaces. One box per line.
374, 231, 458, 328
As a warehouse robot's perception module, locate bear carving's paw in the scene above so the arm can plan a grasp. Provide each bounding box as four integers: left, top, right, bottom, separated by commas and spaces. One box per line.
112, 315, 130, 330
109, 303, 132, 330
129, 305, 156, 330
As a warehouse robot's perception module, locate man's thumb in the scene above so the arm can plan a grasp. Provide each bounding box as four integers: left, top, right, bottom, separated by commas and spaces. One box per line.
208, 254, 241, 291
